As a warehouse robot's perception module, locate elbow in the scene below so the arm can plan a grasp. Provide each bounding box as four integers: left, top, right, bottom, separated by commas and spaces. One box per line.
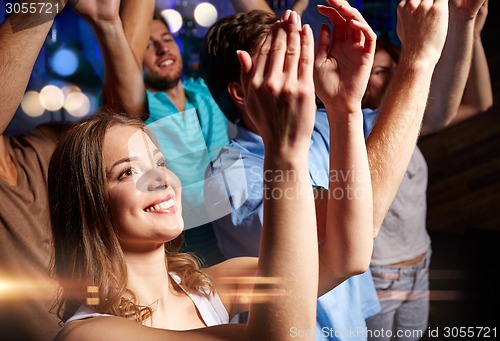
340, 257, 372, 280
479, 100, 493, 113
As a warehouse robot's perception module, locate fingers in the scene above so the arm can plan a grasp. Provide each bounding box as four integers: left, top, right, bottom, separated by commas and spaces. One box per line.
315, 23, 331, 63
349, 19, 376, 54
317, 2, 373, 45
251, 20, 274, 87
316, 3, 375, 60
265, 21, 289, 82
325, 0, 369, 25
298, 24, 314, 82
317, 5, 345, 42
283, 11, 302, 80
252, 10, 307, 85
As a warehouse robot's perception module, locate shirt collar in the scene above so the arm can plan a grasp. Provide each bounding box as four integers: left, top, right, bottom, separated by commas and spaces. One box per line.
232, 124, 265, 157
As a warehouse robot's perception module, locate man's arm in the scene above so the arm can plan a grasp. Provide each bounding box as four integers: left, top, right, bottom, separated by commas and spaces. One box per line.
291, 0, 310, 17
421, 0, 488, 135
367, 0, 449, 233
0, 0, 65, 135
119, 0, 154, 69
72, 0, 150, 118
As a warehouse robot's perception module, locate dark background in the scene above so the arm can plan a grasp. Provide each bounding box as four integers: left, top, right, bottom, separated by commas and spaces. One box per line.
1, 0, 499, 336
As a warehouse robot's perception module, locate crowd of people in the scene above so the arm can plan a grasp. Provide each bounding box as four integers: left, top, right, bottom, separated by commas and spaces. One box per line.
0, 0, 492, 340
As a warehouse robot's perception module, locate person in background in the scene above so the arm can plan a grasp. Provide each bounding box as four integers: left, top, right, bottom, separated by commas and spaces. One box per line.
363, 1, 492, 340
73, 0, 292, 267
49, 9, 374, 340
202, 0, 450, 339
0, 1, 70, 340
361, 38, 400, 111
72, 0, 232, 266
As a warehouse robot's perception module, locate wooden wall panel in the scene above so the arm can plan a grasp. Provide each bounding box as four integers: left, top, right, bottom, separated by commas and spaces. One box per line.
418, 103, 500, 233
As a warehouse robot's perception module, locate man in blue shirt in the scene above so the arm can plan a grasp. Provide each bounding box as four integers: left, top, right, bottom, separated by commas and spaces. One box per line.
205, 108, 381, 338
202, 2, 449, 340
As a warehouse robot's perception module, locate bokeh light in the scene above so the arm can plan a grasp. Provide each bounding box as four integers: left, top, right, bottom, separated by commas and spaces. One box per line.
51, 48, 79, 77
39, 85, 65, 111
61, 84, 81, 98
20, 91, 45, 117
64, 91, 91, 118
161, 9, 183, 33
194, 2, 218, 28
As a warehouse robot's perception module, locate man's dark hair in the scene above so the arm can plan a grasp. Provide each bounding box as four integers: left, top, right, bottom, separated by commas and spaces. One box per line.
201, 10, 277, 124
153, 7, 171, 33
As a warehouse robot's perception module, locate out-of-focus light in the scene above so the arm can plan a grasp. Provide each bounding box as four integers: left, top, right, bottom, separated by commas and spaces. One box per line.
51, 48, 79, 76
0, 273, 58, 301
64, 92, 90, 118
194, 2, 218, 27
161, 9, 183, 33
20, 91, 45, 117
40, 85, 65, 111
61, 84, 81, 97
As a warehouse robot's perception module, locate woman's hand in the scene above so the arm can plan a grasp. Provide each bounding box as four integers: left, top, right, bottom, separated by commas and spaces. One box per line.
237, 10, 316, 159
314, 0, 376, 115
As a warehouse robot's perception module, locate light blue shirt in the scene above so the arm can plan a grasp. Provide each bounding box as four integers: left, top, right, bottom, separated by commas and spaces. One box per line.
205, 109, 380, 340
146, 77, 229, 229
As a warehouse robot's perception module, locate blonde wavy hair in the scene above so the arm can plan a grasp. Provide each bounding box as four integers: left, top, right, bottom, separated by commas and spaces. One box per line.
48, 113, 213, 323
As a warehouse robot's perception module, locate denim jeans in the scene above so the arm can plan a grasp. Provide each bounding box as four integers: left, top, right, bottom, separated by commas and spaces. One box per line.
365, 249, 431, 341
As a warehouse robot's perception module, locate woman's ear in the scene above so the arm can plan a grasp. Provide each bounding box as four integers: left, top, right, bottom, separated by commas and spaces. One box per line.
227, 82, 245, 108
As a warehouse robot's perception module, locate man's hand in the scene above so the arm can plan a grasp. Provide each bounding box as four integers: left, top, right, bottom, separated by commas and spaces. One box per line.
449, 0, 487, 21
71, 0, 120, 25
473, 0, 488, 37
396, 0, 449, 66
314, 0, 376, 115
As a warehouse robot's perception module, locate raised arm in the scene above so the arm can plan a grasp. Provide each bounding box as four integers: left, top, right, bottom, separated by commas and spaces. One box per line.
72, 0, 149, 118
57, 11, 319, 341
0, 0, 65, 134
421, 0, 488, 135
119, 0, 154, 68
313, 1, 374, 295
236, 12, 318, 339
367, 0, 449, 231
448, 0, 492, 126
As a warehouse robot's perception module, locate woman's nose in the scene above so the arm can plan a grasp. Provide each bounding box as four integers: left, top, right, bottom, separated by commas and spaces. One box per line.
135, 167, 168, 192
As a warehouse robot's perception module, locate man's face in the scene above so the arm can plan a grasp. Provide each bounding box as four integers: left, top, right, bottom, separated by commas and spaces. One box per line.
143, 20, 183, 91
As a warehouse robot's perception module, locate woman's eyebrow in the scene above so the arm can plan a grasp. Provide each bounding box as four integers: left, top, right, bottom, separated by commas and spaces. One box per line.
107, 156, 138, 177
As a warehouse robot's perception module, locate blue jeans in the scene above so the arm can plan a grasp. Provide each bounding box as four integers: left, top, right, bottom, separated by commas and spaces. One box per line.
366, 249, 431, 341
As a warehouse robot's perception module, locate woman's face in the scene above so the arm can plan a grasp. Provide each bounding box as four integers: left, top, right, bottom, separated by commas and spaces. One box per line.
363, 49, 397, 109
103, 124, 183, 252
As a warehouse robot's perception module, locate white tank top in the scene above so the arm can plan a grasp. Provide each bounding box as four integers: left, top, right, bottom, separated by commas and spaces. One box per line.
65, 273, 229, 327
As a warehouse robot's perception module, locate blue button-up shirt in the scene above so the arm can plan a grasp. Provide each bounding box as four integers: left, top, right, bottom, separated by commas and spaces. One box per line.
205, 109, 380, 340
